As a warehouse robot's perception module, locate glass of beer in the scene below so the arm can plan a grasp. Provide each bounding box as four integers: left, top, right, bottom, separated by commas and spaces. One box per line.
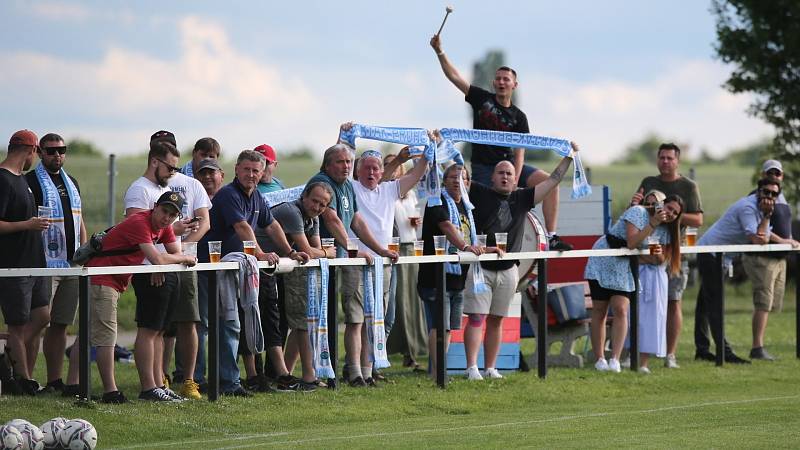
182, 241, 198, 258
685, 227, 698, 246
347, 238, 360, 258
495, 232, 508, 252
321, 238, 335, 252
243, 240, 256, 256
647, 235, 662, 255
433, 235, 447, 256
388, 236, 400, 253
476, 234, 487, 249
208, 241, 222, 263
413, 240, 424, 256
409, 206, 422, 227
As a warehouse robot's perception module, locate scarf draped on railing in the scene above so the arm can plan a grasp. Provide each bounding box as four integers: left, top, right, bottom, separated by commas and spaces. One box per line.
35, 164, 82, 268
442, 190, 489, 294
438, 128, 592, 199
363, 256, 390, 369
307, 258, 335, 379
262, 184, 306, 207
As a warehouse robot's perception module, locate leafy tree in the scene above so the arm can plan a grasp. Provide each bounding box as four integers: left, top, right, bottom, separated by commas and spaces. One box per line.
66, 138, 103, 156
713, 0, 800, 203
613, 133, 686, 165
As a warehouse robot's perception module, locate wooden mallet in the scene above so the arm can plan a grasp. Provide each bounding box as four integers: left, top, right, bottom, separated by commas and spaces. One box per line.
436, 6, 454, 36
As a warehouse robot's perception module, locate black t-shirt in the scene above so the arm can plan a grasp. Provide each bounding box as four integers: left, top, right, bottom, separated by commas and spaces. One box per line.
0, 168, 46, 268
417, 195, 470, 291
26, 170, 82, 261
466, 85, 530, 166
469, 182, 536, 271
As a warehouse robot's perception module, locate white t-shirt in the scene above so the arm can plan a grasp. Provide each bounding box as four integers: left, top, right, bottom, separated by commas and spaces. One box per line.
351, 180, 400, 256
394, 189, 420, 243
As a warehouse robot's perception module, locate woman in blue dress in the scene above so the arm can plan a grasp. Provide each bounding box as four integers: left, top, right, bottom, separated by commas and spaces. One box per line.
584, 190, 683, 373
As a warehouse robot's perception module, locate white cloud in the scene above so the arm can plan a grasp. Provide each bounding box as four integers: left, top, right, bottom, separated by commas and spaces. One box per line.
25, 1, 135, 24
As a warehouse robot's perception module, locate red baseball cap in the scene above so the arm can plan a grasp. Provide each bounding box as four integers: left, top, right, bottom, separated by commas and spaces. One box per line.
9, 130, 38, 147
253, 144, 277, 163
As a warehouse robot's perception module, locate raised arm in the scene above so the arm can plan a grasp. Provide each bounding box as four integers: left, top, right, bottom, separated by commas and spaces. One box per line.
532, 143, 578, 205
430, 35, 469, 95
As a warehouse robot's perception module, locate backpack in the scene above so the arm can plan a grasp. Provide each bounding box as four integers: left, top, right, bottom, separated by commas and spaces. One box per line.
72, 226, 142, 266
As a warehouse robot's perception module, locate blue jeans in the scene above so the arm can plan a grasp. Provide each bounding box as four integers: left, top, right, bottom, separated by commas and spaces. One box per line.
192, 271, 210, 383
220, 318, 242, 392
419, 287, 464, 331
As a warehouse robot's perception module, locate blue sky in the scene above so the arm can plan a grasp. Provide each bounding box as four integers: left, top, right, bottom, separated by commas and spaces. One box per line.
0, 0, 772, 164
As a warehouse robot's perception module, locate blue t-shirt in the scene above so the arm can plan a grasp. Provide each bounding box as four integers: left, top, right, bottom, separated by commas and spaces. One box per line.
698, 194, 766, 246
200, 178, 274, 262
257, 177, 285, 194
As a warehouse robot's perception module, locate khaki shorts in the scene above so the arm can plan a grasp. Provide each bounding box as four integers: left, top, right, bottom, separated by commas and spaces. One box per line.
49, 275, 80, 326
284, 268, 309, 331
743, 254, 786, 312
340, 265, 391, 324
90, 284, 120, 347
169, 271, 200, 323
463, 265, 519, 317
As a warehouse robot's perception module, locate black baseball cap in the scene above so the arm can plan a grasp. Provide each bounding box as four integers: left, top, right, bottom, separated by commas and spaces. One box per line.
196, 158, 222, 173
156, 191, 185, 216
150, 130, 177, 146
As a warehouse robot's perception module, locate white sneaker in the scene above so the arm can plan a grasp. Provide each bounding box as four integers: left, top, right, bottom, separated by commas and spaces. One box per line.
483, 367, 504, 379
620, 356, 631, 369
594, 358, 609, 371
465, 365, 483, 381
664, 354, 680, 369
608, 358, 622, 373
638, 366, 651, 374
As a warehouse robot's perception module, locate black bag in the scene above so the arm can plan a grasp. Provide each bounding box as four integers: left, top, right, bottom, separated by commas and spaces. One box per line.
72, 226, 140, 266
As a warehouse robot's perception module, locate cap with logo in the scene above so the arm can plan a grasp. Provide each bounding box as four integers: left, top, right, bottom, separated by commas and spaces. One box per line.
156, 191, 186, 216
150, 130, 177, 146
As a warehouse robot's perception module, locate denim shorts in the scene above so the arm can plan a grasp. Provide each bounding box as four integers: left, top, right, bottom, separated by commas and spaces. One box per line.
419, 287, 464, 331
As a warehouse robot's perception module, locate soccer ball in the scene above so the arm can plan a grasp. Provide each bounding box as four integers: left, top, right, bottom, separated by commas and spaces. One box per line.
0, 424, 23, 450
39, 418, 67, 450
4, 420, 43, 450
58, 420, 96, 450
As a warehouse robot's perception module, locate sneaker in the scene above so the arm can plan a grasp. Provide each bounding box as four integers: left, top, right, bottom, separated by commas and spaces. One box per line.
222, 386, 253, 397
296, 381, 318, 392
594, 358, 609, 371
159, 386, 184, 401
102, 390, 129, 404
245, 375, 277, 393
724, 352, 751, 364
371, 369, 387, 382
18, 378, 41, 396
139, 387, 178, 402
608, 358, 622, 373
465, 365, 483, 381
695, 350, 716, 361
549, 235, 573, 251
62, 384, 80, 398
276, 374, 301, 392
42, 378, 65, 394
749, 347, 776, 361
664, 354, 680, 369
364, 377, 379, 387
179, 379, 202, 400
638, 366, 651, 374
483, 368, 504, 379
348, 376, 368, 387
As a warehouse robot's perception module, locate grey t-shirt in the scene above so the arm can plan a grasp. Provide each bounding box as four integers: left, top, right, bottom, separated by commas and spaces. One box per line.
256, 198, 318, 251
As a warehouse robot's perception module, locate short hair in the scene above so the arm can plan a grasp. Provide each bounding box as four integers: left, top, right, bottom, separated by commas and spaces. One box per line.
497, 66, 517, 79
320, 143, 354, 172
443, 163, 463, 180
658, 143, 681, 158
302, 181, 334, 202
236, 149, 265, 167
148, 141, 180, 161
39, 133, 64, 147
193, 137, 220, 156
758, 177, 781, 193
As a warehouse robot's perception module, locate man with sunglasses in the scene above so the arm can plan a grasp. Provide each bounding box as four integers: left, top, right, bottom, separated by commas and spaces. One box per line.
694, 178, 785, 364
24, 133, 87, 394
741, 160, 799, 360
123, 132, 211, 400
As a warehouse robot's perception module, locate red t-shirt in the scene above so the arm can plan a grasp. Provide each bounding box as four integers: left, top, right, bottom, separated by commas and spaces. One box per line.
87, 210, 176, 292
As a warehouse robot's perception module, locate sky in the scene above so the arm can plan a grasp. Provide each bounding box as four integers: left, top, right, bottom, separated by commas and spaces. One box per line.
0, 0, 774, 164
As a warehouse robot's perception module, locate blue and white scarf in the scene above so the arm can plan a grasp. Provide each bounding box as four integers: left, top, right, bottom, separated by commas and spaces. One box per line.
307, 258, 335, 379
442, 189, 489, 294
180, 160, 193, 177
35, 164, 81, 268
363, 256, 390, 369
262, 184, 306, 207
438, 128, 592, 199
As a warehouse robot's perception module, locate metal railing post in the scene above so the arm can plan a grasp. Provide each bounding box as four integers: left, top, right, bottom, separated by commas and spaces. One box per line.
715, 253, 725, 367
435, 261, 447, 388
327, 266, 338, 389
536, 258, 548, 379
629, 256, 639, 371
78, 275, 91, 400
207, 270, 219, 401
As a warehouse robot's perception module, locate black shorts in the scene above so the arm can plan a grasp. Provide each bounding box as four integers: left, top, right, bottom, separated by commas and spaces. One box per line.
132, 273, 180, 331
0, 276, 50, 326
588, 279, 632, 302
238, 271, 283, 355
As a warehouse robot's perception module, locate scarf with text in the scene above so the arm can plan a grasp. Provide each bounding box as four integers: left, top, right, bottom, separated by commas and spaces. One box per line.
307, 258, 335, 379
363, 256, 390, 369
35, 164, 82, 268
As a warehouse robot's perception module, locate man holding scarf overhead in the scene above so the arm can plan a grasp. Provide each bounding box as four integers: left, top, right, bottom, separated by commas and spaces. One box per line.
25, 133, 87, 394
464, 148, 577, 380
431, 34, 572, 251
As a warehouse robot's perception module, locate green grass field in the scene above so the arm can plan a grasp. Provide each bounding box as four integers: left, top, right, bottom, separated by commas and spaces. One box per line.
3, 282, 799, 449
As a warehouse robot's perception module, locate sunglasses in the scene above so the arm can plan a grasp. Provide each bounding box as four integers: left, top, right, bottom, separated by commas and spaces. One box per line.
766, 169, 782, 177
43, 146, 67, 156
156, 158, 180, 173
759, 188, 779, 198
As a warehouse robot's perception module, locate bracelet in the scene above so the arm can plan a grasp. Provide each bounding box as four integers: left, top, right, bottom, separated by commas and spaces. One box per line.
437, 51, 444, 56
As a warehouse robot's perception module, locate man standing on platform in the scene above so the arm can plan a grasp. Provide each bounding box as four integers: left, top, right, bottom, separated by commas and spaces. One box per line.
25, 133, 87, 394
430, 34, 572, 251
629, 143, 703, 368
